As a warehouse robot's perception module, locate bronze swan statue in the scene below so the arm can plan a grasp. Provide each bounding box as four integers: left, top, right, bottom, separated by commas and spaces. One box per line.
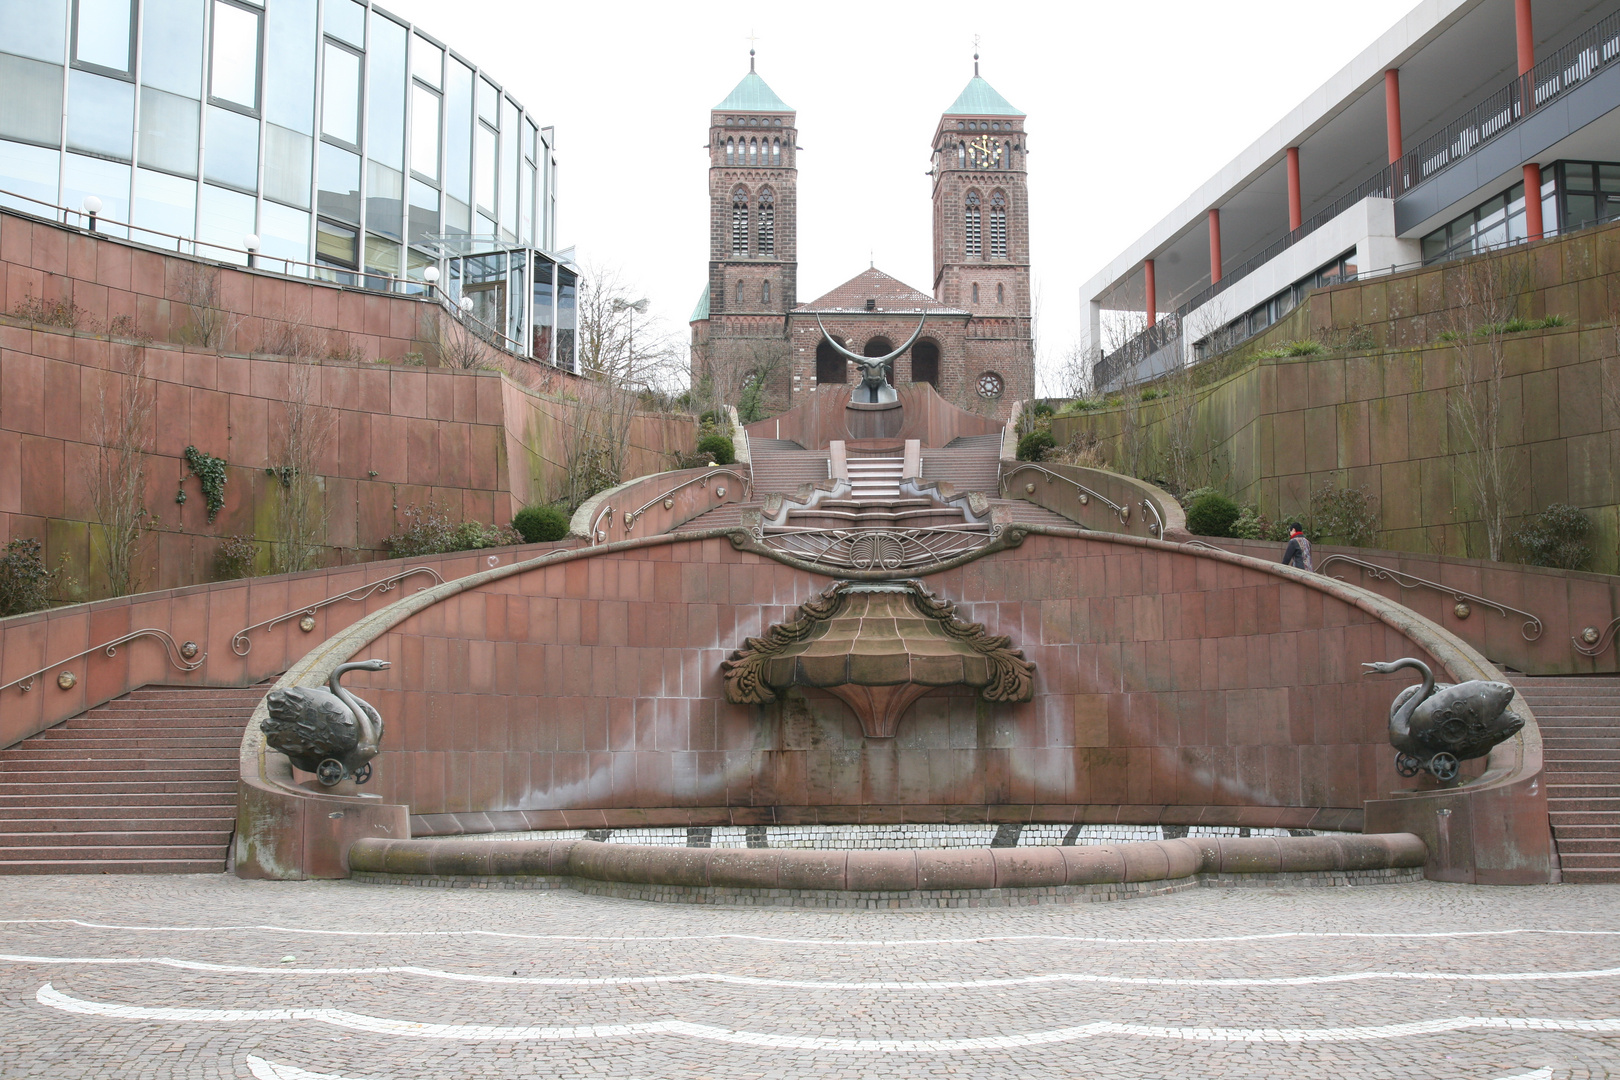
262, 659, 390, 786
1362, 657, 1520, 782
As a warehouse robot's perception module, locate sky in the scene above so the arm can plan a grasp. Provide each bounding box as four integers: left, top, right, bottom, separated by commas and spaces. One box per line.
376, 0, 1417, 388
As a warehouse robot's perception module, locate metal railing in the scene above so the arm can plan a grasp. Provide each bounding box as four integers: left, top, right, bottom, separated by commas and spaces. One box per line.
621, 469, 752, 535
1574, 616, 1620, 658
230, 567, 445, 656
1317, 554, 1544, 641
0, 629, 205, 694
1001, 462, 1133, 528
1096, 7, 1620, 388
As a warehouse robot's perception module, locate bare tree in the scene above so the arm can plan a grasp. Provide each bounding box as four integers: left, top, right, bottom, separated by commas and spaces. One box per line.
1047, 339, 1095, 400
272, 354, 334, 573
434, 307, 497, 371
1442, 250, 1530, 561
175, 262, 242, 349
88, 345, 154, 596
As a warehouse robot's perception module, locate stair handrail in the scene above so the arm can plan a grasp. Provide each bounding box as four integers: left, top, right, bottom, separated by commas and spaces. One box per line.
1000, 462, 1132, 527
231, 566, 445, 656
1317, 554, 1544, 641
1, 628, 206, 694
1574, 616, 1620, 658
622, 468, 753, 535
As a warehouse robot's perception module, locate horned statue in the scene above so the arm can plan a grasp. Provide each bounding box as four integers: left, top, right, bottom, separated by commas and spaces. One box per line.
816, 313, 928, 404
1362, 657, 1522, 782
262, 659, 390, 786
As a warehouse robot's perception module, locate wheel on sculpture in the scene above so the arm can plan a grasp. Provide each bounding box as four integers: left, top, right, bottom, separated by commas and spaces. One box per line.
315, 758, 346, 786
1427, 752, 1459, 782
352, 761, 372, 785
1395, 753, 1423, 778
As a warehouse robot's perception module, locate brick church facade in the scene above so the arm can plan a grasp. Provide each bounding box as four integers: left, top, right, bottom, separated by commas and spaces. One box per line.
690, 58, 1034, 420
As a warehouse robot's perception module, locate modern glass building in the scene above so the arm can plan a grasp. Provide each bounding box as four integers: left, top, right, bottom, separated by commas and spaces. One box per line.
0, 0, 577, 368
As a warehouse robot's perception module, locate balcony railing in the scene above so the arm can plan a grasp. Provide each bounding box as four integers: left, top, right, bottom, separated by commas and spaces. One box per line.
1096, 7, 1620, 388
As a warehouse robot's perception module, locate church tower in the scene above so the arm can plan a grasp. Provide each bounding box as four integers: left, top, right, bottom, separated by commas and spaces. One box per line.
931, 56, 1034, 406
692, 53, 796, 408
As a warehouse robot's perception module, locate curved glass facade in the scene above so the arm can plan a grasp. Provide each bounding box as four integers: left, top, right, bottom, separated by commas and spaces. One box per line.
0, 0, 566, 365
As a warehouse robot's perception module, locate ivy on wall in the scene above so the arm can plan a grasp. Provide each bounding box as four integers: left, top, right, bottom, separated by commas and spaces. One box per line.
183, 446, 228, 522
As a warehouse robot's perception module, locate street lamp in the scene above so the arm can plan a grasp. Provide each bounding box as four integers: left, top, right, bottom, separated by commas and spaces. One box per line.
611, 297, 650, 363
423, 265, 440, 297
243, 233, 259, 269
82, 195, 101, 233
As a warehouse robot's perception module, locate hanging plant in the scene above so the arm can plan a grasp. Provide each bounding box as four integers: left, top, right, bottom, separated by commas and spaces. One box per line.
183, 445, 229, 522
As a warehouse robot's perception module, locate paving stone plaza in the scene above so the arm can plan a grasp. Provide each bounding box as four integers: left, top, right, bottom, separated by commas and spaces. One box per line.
1, 874, 1618, 1079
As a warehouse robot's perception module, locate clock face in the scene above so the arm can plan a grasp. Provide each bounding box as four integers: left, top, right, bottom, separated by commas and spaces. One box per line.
968, 135, 1001, 168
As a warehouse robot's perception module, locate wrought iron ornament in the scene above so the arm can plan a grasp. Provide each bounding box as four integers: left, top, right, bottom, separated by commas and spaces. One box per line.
1320, 555, 1543, 640
1363, 657, 1521, 782
2, 628, 206, 694
231, 567, 444, 655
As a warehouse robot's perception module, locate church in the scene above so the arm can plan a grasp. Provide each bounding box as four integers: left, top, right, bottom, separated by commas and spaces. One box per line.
689, 56, 1035, 420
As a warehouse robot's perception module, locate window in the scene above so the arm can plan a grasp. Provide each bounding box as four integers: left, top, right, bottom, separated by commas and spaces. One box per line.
1002, 141, 1010, 170
971, 282, 979, 303
74, 0, 134, 74
816, 338, 847, 384
762, 280, 770, 305
957, 142, 965, 169
749, 137, 757, 166
410, 84, 440, 181
731, 186, 748, 255
965, 191, 981, 257
411, 34, 442, 88
989, 191, 1007, 258
734, 279, 743, 306
209, 0, 260, 110
997, 282, 1004, 305
977, 372, 1004, 399
757, 186, 774, 255
321, 43, 361, 145
725, 137, 734, 166
366, 12, 407, 170
911, 339, 940, 386
772, 138, 780, 166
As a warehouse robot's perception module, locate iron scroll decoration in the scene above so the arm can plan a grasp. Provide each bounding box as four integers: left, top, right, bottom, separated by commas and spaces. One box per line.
1575, 616, 1620, 658
231, 566, 445, 656
0, 629, 206, 694
1318, 554, 1543, 641
1001, 462, 1134, 528
621, 469, 753, 535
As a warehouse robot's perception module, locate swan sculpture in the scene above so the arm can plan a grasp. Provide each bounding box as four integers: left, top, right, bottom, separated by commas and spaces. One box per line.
261, 659, 390, 786
815, 313, 928, 404
1361, 657, 1520, 782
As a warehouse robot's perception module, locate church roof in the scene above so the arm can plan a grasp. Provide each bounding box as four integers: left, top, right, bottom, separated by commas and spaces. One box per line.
715, 70, 792, 113
945, 76, 1023, 117
795, 268, 967, 315
690, 283, 710, 323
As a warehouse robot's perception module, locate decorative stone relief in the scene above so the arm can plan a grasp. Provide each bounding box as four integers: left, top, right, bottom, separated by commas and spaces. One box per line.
722, 580, 1035, 737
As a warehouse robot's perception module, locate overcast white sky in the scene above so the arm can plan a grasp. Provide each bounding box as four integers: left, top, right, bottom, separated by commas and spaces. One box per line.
377, 0, 1416, 387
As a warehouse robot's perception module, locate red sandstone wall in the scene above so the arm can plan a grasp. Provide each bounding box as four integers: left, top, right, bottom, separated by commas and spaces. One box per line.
342, 533, 1449, 831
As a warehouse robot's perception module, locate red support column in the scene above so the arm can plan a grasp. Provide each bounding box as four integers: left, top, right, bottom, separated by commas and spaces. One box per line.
1208, 209, 1222, 284
1524, 162, 1544, 239
1516, 0, 1535, 76
1144, 259, 1157, 326
1286, 147, 1303, 231
1384, 69, 1403, 166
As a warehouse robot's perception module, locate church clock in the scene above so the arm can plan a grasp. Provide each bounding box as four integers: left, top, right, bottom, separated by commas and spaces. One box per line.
968, 135, 1001, 169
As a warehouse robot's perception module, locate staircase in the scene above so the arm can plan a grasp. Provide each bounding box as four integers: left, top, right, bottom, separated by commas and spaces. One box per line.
1510, 676, 1620, 883
0, 685, 262, 874
847, 456, 903, 499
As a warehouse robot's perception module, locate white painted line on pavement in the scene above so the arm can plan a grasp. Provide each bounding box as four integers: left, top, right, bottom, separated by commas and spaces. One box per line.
35, 983, 1620, 1052
7, 951, 1620, 989
247, 1056, 374, 1080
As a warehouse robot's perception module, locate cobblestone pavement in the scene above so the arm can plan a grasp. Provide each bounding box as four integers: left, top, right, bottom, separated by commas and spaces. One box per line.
1, 874, 1617, 1079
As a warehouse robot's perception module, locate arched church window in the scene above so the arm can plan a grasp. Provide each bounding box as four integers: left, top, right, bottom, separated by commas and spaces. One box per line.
735, 279, 744, 306
757, 187, 775, 256
725, 138, 734, 166
997, 283, 1005, 305
965, 191, 981, 258
989, 191, 1007, 258
1003, 141, 1011, 169
762, 280, 771, 305
910, 339, 940, 387
972, 283, 980, 304
748, 138, 757, 166
731, 187, 749, 256
957, 142, 966, 169
815, 338, 848, 385
771, 138, 780, 165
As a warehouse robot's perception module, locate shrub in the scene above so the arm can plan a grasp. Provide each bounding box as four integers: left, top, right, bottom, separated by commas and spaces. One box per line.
215, 535, 258, 580
1231, 506, 1291, 542
385, 504, 520, 558
1060, 398, 1105, 414
1030, 401, 1056, 419
1186, 492, 1241, 537
1309, 484, 1380, 547
696, 433, 735, 465
1253, 339, 1325, 359
1511, 503, 1592, 570
1138, 388, 1164, 402
513, 504, 570, 544
1046, 430, 1108, 469
0, 538, 67, 617
1016, 429, 1055, 461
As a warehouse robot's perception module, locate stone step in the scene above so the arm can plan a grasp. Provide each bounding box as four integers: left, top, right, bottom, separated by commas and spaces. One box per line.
1, 745, 240, 761
13, 735, 244, 750
1551, 824, 1620, 840
1547, 811, 1620, 826
0, 829, 232, 849
1560, 868, 1620, 884
55, 719, 250, 734
0, 791, 235, 809
0, 780, 238, 796
0, 760, 237, 778
1553, 853, 1620, 871
1538, 771, 1620, 784
0, 843, 227, 861
0, 859, 226, 875
1542, 739, 1620, 750
1549, 837, 1620, 855
0, 812, 232, 830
